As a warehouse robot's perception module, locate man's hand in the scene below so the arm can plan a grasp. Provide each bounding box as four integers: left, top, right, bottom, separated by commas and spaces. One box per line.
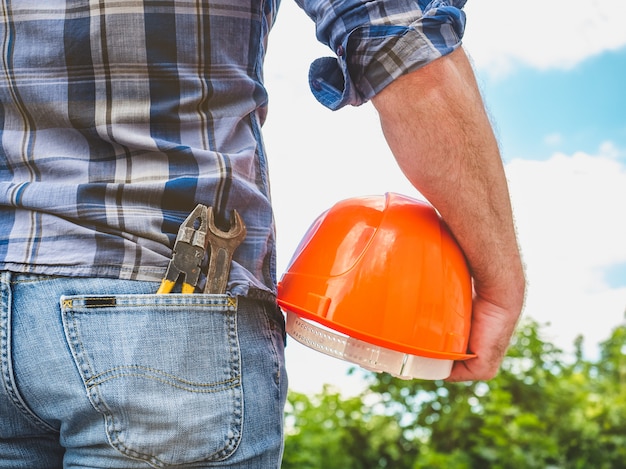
371, 47, 526, 381
447, 295, 521, 381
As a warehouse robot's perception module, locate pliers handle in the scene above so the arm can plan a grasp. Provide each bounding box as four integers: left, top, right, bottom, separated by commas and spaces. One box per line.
157, 204, 209, 294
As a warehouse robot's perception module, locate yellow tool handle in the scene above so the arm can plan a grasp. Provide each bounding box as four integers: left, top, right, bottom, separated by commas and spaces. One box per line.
157, 279, 196, 294
181, 283, 196, 294
156, 279, 175, 295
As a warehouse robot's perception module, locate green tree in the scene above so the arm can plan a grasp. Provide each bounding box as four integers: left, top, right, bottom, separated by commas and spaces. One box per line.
283, 319, 626, 468
580, 324, 626, 467
282, 385, 417, 468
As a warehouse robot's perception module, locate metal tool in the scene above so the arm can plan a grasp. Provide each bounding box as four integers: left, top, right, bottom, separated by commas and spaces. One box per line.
157, 204, 209, 294
203, 206, 247, 294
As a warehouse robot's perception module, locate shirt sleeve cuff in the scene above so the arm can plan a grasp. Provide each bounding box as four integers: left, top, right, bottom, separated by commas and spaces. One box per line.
308, 2, 466, 110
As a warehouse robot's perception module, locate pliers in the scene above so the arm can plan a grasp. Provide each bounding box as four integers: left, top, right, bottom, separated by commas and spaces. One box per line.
157, 204, 209, 294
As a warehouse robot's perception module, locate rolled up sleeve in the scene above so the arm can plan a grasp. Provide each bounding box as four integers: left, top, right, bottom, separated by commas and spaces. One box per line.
296, 0, 467, 110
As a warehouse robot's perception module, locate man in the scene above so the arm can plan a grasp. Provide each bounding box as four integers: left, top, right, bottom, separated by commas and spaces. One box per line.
0, 0, 524, 467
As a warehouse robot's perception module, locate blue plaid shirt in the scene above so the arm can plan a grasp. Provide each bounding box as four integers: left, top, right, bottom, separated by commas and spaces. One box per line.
0, 0, 465, 297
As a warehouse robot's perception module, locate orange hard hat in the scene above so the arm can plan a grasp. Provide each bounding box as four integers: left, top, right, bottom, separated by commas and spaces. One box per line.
277, 193, 474, 380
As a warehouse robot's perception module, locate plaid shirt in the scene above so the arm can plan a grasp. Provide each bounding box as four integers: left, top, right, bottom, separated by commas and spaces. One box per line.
0, 0, 465, 297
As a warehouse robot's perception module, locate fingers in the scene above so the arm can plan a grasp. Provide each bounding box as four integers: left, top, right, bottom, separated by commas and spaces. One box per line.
446, 297, 522, 382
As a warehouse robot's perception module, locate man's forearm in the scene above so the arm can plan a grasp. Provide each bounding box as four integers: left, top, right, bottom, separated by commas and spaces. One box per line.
371, 47, 526, 380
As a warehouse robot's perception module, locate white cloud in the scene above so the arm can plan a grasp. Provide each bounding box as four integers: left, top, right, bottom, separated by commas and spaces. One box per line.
506, 144, 626, 356
463, 0, 626, 77
543, 133, 563, 147
597, 140, 624, 160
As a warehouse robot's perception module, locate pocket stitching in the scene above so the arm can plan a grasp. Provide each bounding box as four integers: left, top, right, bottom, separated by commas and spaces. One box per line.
61, 298, 243, 465
85, 365, 241, 393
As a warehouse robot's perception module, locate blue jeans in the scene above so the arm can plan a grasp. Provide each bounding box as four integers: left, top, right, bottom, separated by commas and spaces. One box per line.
0, 272, 287, 468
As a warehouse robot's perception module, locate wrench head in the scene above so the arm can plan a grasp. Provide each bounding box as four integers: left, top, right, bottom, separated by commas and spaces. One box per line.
206, 206, 247, 240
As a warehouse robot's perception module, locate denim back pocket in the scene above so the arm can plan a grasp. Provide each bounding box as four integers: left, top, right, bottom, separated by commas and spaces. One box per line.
60, 293, 242, 467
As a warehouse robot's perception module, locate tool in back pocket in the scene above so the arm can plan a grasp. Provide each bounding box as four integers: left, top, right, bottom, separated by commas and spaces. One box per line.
157, 204, 246, 295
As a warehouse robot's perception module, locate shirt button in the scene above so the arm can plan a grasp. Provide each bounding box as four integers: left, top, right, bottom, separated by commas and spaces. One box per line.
311, 79, 322, 91
336, 45, 344, 57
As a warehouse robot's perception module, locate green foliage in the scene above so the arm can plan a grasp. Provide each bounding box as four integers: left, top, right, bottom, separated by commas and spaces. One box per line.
283, 319, 626, 468
282, 385, 417, 468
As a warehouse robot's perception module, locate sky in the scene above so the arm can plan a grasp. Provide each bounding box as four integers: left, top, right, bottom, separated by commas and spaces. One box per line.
262, 0, 626, 395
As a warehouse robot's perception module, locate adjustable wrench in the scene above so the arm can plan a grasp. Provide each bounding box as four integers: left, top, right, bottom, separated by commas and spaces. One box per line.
203, 206, 247, 294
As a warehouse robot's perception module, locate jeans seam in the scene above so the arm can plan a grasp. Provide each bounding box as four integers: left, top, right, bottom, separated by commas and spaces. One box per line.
260, 304, 283, 391
0, 273, 58, 434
